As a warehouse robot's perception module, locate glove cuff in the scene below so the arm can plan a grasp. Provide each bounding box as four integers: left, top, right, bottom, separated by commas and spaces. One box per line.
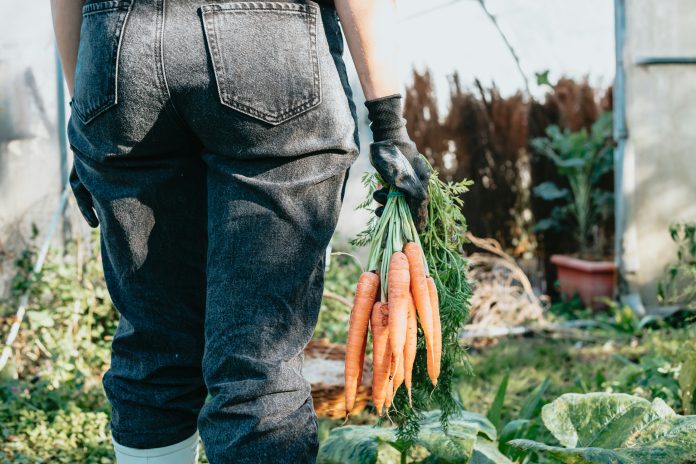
365, 94, 410, 143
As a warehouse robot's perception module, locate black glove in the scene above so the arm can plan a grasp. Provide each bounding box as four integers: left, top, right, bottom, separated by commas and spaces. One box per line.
365, 94, 430, 231
69, 165, 99, 228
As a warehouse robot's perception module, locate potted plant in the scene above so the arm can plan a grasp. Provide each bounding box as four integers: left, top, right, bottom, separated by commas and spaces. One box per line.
532, 112, 615, 308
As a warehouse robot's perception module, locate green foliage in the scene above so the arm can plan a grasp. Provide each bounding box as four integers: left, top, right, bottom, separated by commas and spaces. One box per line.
352, 169, 474, 447
318, 425, 400, 464
517, 377, 551, 421
315, 252, 363, 343
610, 353, 682, 408
414, 172, 474, 434
658, 222, 696, 310
486, 370, 509, 431
0, 238, 117, 463
678, 347, 696, 415
2, 228, 693, 463
317, 410, 509, 464
321, 326, 696, 462
321, 391, 696, 464
495, 377, 551, 462
549, 295, 663, 337
458, 326, 696, 421
548, 293, 593, 320
510, 392, 696, 464
531, 112, 614, 258
535, 70, 552, 88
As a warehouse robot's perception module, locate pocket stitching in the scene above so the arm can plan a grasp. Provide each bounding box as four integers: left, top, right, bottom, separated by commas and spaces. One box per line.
82, 1, 131, 17
201, 2, 321, 125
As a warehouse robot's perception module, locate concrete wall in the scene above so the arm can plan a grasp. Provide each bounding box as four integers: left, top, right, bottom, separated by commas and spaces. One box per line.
621, 0, 696, 307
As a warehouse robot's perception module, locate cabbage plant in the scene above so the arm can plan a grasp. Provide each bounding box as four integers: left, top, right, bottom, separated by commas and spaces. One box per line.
510, 392, 696, 464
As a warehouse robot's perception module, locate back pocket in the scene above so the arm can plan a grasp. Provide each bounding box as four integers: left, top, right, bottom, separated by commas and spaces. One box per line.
72, 0, 133, 124
201, 2, 321, 125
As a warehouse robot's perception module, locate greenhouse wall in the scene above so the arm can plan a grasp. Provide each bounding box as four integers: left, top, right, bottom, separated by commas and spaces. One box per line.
0, 5, 69, 296
620, 0, 696, 307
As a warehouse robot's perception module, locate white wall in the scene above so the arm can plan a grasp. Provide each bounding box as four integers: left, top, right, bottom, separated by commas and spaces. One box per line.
621, 0, 696, 307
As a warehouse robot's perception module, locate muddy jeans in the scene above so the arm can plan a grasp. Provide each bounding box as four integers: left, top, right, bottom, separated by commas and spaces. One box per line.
67, 1, 358, 462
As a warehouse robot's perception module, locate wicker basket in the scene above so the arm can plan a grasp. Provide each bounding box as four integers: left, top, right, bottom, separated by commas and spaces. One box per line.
303, 339, 372, 418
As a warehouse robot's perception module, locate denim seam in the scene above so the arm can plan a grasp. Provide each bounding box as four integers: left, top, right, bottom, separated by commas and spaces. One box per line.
157, 0, 188, 128
112, 0, 133, 117
200, 3, 322, 124
202, 2, 315, 13
82, 0, 131, 16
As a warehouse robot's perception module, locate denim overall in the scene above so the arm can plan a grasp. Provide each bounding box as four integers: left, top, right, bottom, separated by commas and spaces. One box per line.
68, 1, 358, 461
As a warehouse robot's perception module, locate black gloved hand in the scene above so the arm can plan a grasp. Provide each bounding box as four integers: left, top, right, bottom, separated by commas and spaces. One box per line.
365, 94, 430, 231
69, 165, 99, 228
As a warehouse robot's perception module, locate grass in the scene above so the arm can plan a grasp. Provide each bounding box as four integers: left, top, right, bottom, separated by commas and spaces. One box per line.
456, 326, 695, 423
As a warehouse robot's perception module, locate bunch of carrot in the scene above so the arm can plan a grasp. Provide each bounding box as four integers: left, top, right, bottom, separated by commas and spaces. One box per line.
344, 190, 442, 416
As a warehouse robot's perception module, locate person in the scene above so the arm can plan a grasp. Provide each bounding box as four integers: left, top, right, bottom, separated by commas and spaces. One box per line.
51, 0, 429, 462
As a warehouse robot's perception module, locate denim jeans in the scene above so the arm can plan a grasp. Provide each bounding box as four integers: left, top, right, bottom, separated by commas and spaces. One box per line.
67, 1, 358, 462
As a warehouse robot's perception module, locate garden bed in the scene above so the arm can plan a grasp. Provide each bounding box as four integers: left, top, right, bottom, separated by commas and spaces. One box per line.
1, 243, 694, 463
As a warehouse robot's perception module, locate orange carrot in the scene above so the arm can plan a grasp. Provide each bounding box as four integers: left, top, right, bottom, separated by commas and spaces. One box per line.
356, 332, 367, 392
403, 242, 435, 373
389, 348, 397, 380
345, 272, 380, 414
385, 366, 395, 409
404, 293, 418, 403
371, 302, 391, 415
392, 347, 405, 397
387, 251, 410, 378
426, 276, 442, 385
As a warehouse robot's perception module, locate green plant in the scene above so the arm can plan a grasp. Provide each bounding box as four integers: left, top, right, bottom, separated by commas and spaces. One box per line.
0, 238, 117, 463
510, 392, 696, 464
658, 222, 696, 310
320, 388, 696, 463
496, 378, 551, 463
678, 347, 696, 415
548, 293, 593, 321
549, 294, 663, 337
485, 370, 509, 431
318, 410, 510, 464
0, 236, 213, 463
479, 372, 552, 463
595, 298, 663, 336
532, 111, 614, 258
610, 354, 682, 410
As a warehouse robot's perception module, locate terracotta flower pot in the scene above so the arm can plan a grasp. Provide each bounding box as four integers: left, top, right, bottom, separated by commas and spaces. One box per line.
550, 254, 616, 309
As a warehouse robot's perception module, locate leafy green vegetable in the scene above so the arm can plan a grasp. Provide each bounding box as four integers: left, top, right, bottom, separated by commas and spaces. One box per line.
318, 410, 498, 464
469, 439, 513, 464
317, 426, 400, 464
509, 392, 696, 464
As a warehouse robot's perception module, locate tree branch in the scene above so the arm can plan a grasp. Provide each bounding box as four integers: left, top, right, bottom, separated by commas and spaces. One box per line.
477, 0, 531, 95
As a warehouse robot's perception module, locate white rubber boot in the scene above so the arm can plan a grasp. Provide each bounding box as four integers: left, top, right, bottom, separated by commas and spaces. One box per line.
113, 432, 199, 464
